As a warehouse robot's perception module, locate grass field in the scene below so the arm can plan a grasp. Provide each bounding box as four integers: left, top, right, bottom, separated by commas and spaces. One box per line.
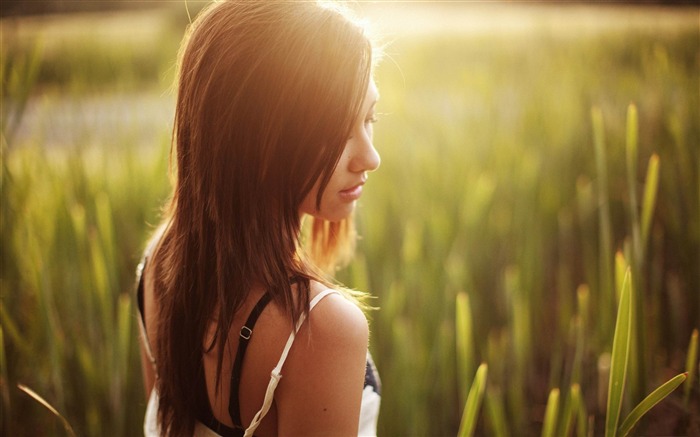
2, 3, 699, 436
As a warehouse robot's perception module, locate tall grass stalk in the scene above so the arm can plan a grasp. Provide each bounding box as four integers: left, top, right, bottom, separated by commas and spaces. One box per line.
572, 286, 589, 387
625, 104, 641, 268
560, 384, 581, 437
605, 268, 633, 437
591, 107, 614, 344
541, 388, 560, 437
485, 387, 509, 437
456, 292, 475, 408
684, 329, 698, 408
624, 104, 647, 404
640, 154, 660, 250
505, 267, 529, 430
457, 363, 488, 437
614, 252, 627, 305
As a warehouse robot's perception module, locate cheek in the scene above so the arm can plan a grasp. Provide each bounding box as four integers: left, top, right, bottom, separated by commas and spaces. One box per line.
300, 186, 353, 222
299, 154, 350, 218
300, 186, 319, 214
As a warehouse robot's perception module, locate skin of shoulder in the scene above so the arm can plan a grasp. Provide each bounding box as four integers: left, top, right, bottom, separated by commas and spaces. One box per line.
274, 281, 369, 436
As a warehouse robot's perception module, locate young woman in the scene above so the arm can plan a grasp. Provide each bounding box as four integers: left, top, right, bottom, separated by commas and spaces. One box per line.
136, 1, 381, 436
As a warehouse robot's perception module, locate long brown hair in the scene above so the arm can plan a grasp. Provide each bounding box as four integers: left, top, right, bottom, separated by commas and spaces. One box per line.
149, 1, 372, 434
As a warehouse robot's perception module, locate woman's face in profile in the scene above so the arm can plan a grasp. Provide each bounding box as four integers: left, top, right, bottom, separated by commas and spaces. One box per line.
300, 80, 381, 222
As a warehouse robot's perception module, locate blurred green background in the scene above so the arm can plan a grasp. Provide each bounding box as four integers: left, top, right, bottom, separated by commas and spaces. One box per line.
1, 2, 698, 436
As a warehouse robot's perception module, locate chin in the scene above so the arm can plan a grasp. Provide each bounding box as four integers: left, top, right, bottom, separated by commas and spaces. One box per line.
310, 202, 355, 222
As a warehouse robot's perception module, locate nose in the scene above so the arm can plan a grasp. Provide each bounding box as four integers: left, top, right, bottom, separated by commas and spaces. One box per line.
349, 134, 380, 173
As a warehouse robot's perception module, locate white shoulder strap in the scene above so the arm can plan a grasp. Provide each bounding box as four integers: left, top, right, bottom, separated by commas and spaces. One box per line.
137, 306, 157, 368
243, 289, 340, 437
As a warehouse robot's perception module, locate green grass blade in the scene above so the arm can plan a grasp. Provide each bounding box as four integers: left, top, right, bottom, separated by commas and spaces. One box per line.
614, 251, 627, 305
577, 385, 588, 437
0, 301, 30, 355
625, 105, 638, 185
541, 387, 560, 437
625, 104, 641, 267
506, 267, 531, 382
598, 352, 611, 414
640, 154, 659, 248
591, 106, 614, 339
95, 191, 117, 288
115, 293, 132, 432
485, 387, 509, 437
573, 285, 589, 386
456, 292, 476, 407
605, 268, 633, 437
576, 285, 589, 334
618, 372, 687, 436
684, 329, 698, 407
458, 363, 488, 437
560, 384, 581, 437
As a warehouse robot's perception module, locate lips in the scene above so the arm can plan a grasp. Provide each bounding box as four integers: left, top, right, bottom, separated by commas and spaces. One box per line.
339, 181, 365, 201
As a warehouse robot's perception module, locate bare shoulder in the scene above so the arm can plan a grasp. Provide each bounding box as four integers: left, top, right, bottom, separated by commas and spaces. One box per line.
305, 280, 369, 344
275, 281, 369, 436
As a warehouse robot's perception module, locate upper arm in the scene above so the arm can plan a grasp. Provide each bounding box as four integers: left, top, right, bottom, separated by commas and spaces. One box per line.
275, 293, 369, 437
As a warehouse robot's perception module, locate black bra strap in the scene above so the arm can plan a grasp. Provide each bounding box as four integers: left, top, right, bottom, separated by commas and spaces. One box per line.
229, 292, 273, 428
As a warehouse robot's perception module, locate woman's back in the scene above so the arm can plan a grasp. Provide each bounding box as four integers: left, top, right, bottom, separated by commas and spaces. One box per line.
139, 244, 375, 436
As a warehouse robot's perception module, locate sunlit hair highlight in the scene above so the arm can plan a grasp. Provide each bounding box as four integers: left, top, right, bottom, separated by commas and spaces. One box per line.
147, 1, 373, 434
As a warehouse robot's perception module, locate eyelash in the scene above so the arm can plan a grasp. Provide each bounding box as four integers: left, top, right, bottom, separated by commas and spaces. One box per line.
348, 114, 378, 141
